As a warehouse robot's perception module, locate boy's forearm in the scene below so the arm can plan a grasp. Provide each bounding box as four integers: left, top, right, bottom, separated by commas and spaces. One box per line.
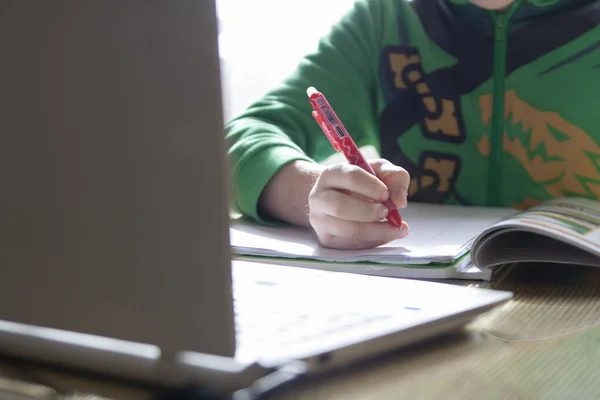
258, 160, 325, 227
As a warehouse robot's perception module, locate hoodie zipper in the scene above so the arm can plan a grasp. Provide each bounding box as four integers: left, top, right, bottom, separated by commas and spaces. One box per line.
487, 3, 521, 206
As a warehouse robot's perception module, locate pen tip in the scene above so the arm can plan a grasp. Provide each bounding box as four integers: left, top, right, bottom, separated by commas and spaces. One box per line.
306, 86, 317, 97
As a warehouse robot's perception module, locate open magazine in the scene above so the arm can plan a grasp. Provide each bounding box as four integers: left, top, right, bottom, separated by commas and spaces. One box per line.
471, 197, 600, 269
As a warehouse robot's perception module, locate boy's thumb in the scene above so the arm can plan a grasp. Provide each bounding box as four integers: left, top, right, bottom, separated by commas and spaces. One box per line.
370, 160, 409, 208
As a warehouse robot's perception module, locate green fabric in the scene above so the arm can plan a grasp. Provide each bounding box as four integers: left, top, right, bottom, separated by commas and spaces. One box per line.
488, 1, 524, 205
225, 0, 600, 221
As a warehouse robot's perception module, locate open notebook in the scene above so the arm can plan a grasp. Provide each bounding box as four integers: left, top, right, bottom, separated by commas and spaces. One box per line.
230, 203, 516, 280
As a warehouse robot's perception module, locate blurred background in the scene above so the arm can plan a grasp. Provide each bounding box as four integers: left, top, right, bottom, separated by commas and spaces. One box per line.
216, 0, 356, 121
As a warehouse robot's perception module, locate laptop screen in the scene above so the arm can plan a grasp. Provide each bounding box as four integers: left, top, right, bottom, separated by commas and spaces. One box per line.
0, 0, 235, 360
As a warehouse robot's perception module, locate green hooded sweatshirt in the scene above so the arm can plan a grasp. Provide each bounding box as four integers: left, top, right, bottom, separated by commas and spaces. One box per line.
225, 0, 600, 222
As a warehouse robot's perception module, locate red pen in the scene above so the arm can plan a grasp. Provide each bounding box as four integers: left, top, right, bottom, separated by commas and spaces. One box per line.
307, 86, 402, 228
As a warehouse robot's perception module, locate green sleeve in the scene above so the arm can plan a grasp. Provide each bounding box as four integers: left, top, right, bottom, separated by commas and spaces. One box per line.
225, 0, 389, 223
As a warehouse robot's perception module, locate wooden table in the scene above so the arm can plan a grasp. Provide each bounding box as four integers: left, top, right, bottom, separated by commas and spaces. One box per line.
2, 263, 600, 399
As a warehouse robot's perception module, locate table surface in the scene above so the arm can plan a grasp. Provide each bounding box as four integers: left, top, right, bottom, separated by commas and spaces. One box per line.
2, 262, 600, 399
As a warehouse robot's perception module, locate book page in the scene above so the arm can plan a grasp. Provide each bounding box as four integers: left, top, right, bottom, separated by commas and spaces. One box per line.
471, 198, 600, 269
472, 229, 600, 269
495, 198, 600, 250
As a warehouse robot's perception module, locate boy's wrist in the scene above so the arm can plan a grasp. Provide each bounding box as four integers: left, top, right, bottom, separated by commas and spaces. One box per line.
259, 160, 325, 227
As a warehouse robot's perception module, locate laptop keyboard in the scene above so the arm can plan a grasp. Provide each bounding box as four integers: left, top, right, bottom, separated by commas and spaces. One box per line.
231, 263, 421, 361
234, 295, 393, 349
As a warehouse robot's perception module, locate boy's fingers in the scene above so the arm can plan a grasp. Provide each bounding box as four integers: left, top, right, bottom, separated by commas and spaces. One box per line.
318, 164, 389, 203
312, 214, 408, 249
312, 190, 389, 222
317, 234, 388, 250
370, 159, 410, 208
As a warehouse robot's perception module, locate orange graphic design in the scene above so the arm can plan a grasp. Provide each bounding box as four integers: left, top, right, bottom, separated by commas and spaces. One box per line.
424, 99, 460, 137
408, 154, 459, 198
389, 53, 463, 141
423, 157, 457, 192
512, 196, 543, 210
480, 90, 600, 199
389, 53, 420, 89
408, 175, 434, 197
477, 135, 491, 156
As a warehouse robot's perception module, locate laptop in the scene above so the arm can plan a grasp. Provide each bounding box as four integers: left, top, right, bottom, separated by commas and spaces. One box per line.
0, 0, 512, 398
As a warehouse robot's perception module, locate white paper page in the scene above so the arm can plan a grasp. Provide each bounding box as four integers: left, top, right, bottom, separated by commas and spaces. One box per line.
235, 253, 493, 280
230, 203, 515, 264
378, 203, 516, 257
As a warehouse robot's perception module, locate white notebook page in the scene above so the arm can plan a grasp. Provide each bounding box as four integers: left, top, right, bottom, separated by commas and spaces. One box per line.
230, 203, 516, 265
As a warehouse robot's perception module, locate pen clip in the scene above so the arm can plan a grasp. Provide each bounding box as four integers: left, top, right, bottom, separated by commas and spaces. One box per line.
312, 111, 341, 152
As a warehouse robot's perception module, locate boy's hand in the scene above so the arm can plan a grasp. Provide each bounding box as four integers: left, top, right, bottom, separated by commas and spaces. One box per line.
309, 159, 410, 249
